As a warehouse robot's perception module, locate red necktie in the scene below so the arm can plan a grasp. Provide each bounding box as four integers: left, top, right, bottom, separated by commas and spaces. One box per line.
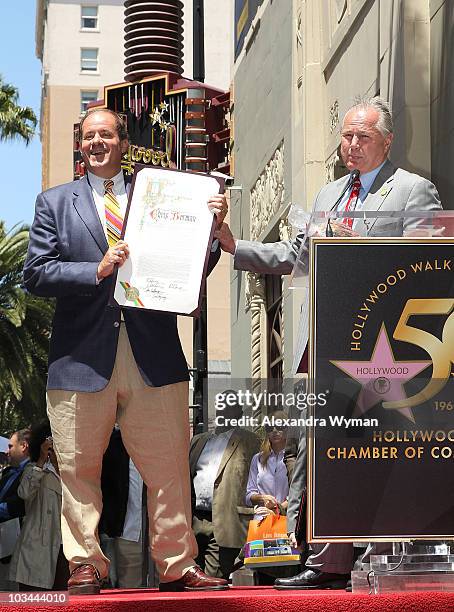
343, 176, 361, 228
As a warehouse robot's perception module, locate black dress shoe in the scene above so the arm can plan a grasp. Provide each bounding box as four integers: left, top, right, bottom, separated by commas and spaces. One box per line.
274, 568, 349, 590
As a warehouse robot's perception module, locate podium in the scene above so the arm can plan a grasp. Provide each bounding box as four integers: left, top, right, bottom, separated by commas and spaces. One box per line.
289, 209, 454, 593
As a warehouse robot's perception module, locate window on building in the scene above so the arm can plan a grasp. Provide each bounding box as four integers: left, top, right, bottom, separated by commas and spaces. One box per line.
81, 6, 98, 29
81, 48, 98, 72
81, 90, 99, 113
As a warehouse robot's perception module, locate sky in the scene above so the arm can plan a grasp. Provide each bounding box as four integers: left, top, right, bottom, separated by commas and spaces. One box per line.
0, 2, 42, 231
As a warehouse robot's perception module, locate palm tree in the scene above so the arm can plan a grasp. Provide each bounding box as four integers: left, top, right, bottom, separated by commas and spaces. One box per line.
0, 78, 40, 432
0, 223, 53, 432
0, 76, 37, 145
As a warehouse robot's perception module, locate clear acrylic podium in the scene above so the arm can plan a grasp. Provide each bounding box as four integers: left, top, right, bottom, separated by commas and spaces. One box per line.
287, 207, 454, 594
351, 542, 454, 594
288, 207, 454, 287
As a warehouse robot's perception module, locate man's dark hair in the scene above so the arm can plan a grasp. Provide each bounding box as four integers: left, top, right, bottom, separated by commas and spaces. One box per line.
15, 428, 32, 447
79, 108, 129, 143
28, 421, 52, 463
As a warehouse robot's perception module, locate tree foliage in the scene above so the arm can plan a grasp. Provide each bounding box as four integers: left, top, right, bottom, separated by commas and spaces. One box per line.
0, 223, 53, 434
0, 76, 37, 145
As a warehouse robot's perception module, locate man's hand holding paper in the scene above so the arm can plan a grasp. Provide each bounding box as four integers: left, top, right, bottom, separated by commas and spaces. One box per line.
112, 167, 226, 315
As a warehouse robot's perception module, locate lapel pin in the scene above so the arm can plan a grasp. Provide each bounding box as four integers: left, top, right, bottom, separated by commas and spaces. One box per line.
380, 187, 388, 197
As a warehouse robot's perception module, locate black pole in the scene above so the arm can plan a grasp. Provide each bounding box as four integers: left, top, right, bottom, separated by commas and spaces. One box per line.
193, 0, 205, 82
192, 293, 208, 435
192, 0, 207, 434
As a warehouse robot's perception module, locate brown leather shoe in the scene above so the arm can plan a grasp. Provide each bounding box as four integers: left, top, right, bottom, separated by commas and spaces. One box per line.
68, 564, 102, 595
159, 566, 229, 591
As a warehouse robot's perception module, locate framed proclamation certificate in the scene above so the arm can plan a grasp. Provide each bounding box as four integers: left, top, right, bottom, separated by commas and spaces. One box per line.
111, 165, 223, 317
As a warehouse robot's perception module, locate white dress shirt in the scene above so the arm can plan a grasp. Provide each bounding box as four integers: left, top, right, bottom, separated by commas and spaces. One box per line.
193, 430, 234, 511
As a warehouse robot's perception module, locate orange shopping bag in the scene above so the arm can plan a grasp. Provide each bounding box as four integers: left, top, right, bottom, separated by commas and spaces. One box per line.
244, 513, 300, 568
247, 513, 287, 541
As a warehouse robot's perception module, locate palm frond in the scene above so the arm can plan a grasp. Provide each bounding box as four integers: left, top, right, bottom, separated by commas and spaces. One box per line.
0, 76, 37, 145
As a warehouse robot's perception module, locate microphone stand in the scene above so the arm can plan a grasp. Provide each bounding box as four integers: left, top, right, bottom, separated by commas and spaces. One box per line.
325, 170, 360, 237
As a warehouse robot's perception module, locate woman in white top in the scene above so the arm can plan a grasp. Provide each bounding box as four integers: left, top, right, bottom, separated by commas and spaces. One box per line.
246, 410, 289, 519
245, 410, 294, 585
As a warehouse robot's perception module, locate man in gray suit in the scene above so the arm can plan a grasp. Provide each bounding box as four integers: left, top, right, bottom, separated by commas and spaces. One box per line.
23, 109, 229, 594
215, 97, 442, 589
217, 97, 440, 274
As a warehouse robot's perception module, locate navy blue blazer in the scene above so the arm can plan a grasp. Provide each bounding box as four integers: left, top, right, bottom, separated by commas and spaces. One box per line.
23, 174, 220, 392
0, 464, 27, 524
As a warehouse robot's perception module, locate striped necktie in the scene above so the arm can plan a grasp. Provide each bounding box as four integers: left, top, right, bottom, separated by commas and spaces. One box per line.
104, 179, 123, 246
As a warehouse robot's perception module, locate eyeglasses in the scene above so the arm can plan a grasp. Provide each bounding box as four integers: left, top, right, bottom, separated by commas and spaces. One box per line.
264, 425, 284, 433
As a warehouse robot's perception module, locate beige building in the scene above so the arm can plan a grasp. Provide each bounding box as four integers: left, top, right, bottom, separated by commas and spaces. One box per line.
36, 0, 124, 190
231, 0, 454, 380
35, 0, 233, 374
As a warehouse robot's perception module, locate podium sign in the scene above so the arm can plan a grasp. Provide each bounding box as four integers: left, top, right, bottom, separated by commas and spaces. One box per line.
307, 236, 454, 543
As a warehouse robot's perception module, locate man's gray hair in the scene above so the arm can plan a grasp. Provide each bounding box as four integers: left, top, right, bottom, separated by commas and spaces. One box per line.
348, 97, 393, 136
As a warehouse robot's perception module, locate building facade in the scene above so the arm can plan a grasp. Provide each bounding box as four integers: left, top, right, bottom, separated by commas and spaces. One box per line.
36, 0, 125, 190
231, 0, 453, 381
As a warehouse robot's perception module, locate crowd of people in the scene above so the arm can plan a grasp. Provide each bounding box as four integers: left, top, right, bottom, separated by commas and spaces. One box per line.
0, 408, 299, 592
1, 95, 442, 594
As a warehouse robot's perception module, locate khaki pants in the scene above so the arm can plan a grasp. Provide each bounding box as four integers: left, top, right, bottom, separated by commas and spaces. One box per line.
47, 324, 197, 582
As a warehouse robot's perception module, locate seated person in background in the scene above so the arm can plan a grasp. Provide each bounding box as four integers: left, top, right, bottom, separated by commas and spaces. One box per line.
189, 391, 260, 581
9, 421, 69, 591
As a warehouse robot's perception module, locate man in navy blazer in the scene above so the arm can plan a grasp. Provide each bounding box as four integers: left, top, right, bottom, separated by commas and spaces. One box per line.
23, 109, 228, 594
0, 429, 30, 525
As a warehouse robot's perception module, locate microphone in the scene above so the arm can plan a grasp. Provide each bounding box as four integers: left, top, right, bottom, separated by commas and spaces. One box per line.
326, 170, 360, 237
350, 169, 360, 184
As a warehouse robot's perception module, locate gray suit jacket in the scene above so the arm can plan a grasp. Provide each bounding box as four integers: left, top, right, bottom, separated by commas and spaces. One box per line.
23, 174, 220, 392
234, 160, 442, 369
234, 160, 442, 276
285, 432, 306, 534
